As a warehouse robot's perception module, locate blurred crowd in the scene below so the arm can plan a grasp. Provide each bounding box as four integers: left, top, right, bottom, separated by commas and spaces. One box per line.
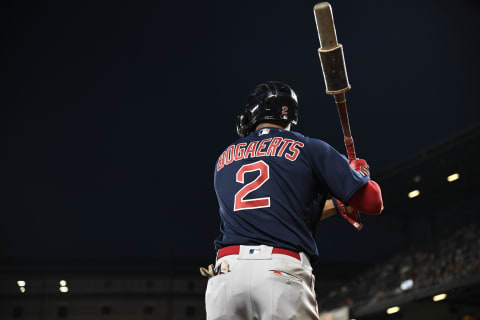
318, 223, 480, 310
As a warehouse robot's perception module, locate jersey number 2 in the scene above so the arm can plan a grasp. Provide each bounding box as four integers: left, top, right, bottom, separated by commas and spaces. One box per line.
234, 160, 270, 211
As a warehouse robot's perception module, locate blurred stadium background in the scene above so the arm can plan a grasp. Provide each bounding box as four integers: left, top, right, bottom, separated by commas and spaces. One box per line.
2, 124, 479, 320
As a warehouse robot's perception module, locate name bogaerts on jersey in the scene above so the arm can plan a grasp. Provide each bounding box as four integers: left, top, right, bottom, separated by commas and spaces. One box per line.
217, 137, 305, 172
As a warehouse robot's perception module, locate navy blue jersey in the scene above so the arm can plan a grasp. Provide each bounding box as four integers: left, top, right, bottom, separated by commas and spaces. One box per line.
213, 127, 369, 261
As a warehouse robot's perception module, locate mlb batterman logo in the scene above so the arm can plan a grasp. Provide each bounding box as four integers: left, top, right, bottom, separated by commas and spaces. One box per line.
249, 248, 262, 255
258, 128, 270, 136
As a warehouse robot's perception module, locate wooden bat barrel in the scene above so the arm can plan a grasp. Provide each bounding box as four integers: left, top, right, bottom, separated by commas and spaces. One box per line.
314, 2, 351, 95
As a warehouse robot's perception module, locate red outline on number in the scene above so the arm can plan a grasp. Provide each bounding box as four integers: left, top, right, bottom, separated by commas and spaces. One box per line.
234, 160, 271, 211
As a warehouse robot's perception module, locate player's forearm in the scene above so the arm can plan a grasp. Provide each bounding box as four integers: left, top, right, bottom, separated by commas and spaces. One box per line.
348, 180, 383, 215
321, 200, 339, 220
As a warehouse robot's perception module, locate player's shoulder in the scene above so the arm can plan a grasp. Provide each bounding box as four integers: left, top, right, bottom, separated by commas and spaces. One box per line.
290, 130, 333, 150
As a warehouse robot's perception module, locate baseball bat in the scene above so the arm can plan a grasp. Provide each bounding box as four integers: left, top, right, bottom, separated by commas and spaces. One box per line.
313, 2, 356, 162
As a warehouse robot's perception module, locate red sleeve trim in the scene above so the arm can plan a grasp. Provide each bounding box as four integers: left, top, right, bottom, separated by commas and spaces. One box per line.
348, 180, 383, 215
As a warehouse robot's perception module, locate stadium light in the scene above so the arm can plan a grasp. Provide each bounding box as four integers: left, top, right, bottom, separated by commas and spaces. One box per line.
400, 279, 414, 291
447, 173, 459, 182
408, 190, 420, 198
59, 280, 67, 287
386, 306, 400, 314
433, 293, 447, 302
59, 286, 69, 293
17, 280, 26, 287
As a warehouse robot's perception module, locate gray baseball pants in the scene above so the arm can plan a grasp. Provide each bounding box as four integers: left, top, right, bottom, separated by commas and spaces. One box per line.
205, 245, 319, 319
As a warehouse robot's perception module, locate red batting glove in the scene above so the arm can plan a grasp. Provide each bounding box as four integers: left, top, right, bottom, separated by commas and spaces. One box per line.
349, 158, 370, 177
333, 198, 363, 231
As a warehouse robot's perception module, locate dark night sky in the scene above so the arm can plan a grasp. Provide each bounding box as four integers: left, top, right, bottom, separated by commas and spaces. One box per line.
5, 0, 480, 262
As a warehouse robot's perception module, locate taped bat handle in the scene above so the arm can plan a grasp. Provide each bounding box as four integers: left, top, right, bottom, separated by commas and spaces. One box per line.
334, 93, 356, 162
340, 211, 363, 231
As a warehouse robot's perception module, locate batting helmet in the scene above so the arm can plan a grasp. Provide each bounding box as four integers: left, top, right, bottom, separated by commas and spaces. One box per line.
236, 81, 299, 137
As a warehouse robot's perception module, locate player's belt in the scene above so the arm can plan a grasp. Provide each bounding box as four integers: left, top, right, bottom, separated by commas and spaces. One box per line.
217, 245, 301, 261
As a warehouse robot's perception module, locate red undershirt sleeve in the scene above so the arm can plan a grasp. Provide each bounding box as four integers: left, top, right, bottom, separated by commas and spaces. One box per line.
348, 180, 383, 215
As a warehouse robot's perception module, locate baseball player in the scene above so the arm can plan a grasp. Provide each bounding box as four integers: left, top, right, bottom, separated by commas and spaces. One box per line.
201, 81, 383, 319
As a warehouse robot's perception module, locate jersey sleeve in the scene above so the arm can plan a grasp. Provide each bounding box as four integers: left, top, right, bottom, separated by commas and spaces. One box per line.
305, 138, 370, 204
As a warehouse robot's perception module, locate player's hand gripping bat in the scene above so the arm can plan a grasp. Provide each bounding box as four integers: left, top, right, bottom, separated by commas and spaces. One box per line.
314, 3, 363, 230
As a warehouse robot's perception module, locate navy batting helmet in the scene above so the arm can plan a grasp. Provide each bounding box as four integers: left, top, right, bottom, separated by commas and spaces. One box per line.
236, 81, 299, 137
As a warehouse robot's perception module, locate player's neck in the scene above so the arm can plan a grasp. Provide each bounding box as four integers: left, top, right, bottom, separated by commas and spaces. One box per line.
255, 122, 291, 131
